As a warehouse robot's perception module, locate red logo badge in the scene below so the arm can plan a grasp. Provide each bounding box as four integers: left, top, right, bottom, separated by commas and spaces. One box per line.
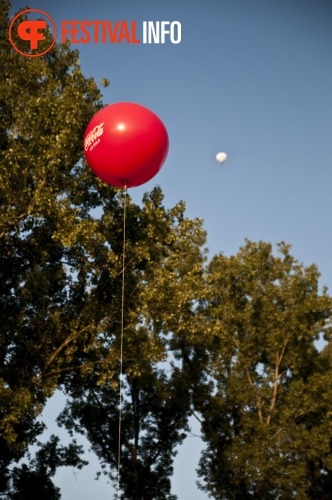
8, 9, 57, 57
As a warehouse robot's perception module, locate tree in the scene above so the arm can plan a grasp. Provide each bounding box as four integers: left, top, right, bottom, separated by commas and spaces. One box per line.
183, 240, 332, 499
57, 189, 207, 499
0, 0, 107, 490
0, 3, 208, 496
2, 2, 332, 498
6, 436, 87, 500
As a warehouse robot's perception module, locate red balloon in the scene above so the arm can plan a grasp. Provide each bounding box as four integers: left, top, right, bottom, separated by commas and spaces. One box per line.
84, 102, 169, 188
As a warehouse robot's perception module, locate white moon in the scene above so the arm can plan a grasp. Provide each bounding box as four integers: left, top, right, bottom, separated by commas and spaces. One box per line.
216, 152, 227, 163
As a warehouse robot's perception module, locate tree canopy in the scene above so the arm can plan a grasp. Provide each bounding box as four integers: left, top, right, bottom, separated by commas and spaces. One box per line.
1, 0, 106, 491
192, 241, 332, 499
1, 1, 332, 498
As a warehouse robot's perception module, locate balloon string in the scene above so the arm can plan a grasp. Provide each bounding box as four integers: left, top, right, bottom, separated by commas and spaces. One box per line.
117, 184, 127, 498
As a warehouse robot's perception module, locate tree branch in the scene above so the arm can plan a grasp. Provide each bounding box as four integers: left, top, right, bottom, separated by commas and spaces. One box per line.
266, 334, 289, 425
0, 179, 46, 239
266, 356, 279, 425
245, 366, 264, 424
34, 321, 98, 384
233, 336, 264, 424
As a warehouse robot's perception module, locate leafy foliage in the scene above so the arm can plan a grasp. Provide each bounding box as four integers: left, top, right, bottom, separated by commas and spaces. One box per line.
7, 436, 87, 499
190, 241, 332, 499
57, 189, 207, 499
1, 2, 207, 496
1, 2, 332, 499
0, 0, 106, 491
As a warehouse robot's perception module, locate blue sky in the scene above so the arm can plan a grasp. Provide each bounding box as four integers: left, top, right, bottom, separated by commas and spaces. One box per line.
10, 0, 332, 498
